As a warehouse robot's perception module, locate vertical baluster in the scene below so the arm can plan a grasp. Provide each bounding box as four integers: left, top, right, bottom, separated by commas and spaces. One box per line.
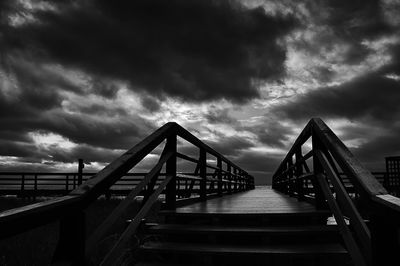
312, 133, 328, 210
295, 148, 304, 201
199, 148, 207, 201
227, 163, 231, 194
78, 159, 84, 185
34, 174, 38, 200
65, 175, 69, 194
288, 157, 294, 196
217, 157, 222, 196
165, 134, 177, 210
21, 174, 25, 198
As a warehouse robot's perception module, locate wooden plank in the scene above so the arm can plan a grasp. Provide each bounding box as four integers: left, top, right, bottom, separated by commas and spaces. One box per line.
372, 194, 400, 214
316, 149, 371, 258
169, 187, 325, 215
316, 173, 367, 266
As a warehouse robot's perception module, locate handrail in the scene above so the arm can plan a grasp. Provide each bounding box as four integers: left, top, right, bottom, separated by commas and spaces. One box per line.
272, 118, 400, 266
0, 122, 254, 265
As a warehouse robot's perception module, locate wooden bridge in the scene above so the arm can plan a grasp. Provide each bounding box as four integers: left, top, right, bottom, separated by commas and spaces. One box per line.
0, 118, 399, 265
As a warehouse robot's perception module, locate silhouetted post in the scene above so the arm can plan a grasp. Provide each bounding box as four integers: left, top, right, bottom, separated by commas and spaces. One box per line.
34, 174, 38, 200
78, 159, 84, 185
288, 157, 294, 196
233, 168, 237, 192
217, 157, 222, 196
165, 134, 177, 209
21, 174, 25, 198
295, 148, 304, 201
312, 132, 328, 210
65, 175, 69, 193
227, 163, 232, 194
199, 148, 207, 201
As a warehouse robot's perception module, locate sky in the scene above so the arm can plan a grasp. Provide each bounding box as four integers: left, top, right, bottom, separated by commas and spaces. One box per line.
0, 0, 400, 184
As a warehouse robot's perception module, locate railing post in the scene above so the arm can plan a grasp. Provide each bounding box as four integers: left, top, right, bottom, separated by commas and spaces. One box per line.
34, 174, 38, 200
53, 210, 86, 265
227, 163, 232, 194
78, 159, 84, 185
21, 174, 25, 198
217, 157, 222, 196
233, 168, 237, 193
288, 157, 294, 196
165, 134, 177, 209
199, 148, 207, 201
295, 148, 304, 201
312, 133, 328, 210
65, 175, 69, 194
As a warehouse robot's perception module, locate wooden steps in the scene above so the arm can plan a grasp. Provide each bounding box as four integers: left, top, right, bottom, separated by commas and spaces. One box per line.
134, 188, 351, 265
136, 215, 350, 265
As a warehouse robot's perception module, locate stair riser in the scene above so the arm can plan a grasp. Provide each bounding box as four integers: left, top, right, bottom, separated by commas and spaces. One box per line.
144, 232, 341, 245
162, 214, 331, 226
138, 249, 350, 266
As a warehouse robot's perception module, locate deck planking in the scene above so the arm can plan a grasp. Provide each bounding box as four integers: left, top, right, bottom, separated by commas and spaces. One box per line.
171, 186, 321, 215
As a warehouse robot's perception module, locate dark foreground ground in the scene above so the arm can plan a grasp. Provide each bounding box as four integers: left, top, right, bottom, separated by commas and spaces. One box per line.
0, 197, 123, 265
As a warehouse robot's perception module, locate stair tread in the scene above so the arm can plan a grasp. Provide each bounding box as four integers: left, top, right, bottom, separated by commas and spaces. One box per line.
147, 223, 338, 235
159, 209, 332, 216
140, 241, 348, 255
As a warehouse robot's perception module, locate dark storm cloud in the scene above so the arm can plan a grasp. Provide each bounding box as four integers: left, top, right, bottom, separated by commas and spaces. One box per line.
141, 95, 161, 113
48, 145, 124, 164
205, 107, 237, 125
207, 136, 255, 157
67, 104, 128, 117
2, 0, 296, 103
274, 72, 400, 172
285, 0, 397, 72
352, 128, 400, 167
0, 140, 39, 158
275, 74, 400, 124
234, 150, 282, 184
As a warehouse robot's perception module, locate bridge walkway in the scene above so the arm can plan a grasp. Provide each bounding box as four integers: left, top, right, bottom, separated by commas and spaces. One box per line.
137, 187, 348, 266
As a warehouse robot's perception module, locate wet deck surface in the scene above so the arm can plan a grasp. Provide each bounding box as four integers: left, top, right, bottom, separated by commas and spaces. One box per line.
173, 187, 320, 215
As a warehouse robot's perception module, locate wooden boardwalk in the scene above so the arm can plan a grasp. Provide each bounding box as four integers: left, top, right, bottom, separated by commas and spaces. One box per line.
172, 186, 319, 215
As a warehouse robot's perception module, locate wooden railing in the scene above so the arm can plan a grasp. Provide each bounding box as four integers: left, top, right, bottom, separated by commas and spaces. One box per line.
272, 118, 400, 266
0, 122, 254, 265
0, 171, 396, 198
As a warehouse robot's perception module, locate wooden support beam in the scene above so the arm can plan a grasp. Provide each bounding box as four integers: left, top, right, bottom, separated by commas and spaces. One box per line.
165, 134, 177, 210
312, 132, 328, 210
